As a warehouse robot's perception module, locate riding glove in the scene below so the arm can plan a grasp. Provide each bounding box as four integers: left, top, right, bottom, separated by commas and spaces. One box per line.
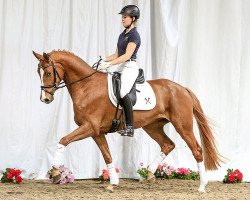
98, 61, 111, 72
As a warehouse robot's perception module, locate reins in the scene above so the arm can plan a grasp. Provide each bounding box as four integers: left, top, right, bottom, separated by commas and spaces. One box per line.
56, 59, 101, 89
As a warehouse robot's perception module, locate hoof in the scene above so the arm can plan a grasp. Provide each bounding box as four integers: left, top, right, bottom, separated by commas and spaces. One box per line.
50, 167, 61, 184
198, 187, 206, 193
50, 167, 60, 177
104, 184, 118, 193
52, 174, 61, 184
146, 174, 156, 183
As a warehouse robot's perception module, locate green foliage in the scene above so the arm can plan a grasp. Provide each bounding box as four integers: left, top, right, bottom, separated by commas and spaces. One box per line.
173, 170, 200, 180
1, 168, 13, 183
137, 164, 200, 181
137, 167, 148, 178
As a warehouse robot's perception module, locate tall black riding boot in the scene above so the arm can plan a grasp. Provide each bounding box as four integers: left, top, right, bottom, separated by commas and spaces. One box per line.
119, 94, 134, 137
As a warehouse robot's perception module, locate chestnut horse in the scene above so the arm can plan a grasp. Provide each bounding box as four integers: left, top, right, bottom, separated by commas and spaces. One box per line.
33, 50, 221, 192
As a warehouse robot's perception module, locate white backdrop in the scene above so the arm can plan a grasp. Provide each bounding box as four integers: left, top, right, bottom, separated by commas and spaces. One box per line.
0, 0, 249, 182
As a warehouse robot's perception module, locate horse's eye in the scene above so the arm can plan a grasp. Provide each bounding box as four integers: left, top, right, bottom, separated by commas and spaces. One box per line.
47, 72, 51, 76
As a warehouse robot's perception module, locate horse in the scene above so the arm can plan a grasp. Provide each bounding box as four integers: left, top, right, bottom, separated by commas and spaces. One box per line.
33, 50, 222, 193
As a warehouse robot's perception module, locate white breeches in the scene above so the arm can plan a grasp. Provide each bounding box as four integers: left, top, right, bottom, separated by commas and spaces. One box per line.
118, 61, 139, 98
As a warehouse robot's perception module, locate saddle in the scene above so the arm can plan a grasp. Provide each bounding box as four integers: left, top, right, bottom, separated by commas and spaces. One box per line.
112, 68, 145, 106
108, 69, 145, 133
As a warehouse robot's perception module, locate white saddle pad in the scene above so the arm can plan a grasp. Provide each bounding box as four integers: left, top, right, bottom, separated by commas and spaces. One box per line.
107, 74, 156, 110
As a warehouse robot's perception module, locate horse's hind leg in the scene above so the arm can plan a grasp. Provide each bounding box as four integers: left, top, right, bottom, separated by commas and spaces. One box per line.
170, 108, 207, 192
92, 134, 118, 192
142, 119, 175, 180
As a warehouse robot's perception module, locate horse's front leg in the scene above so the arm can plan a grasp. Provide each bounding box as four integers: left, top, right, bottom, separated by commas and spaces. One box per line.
52, 122, 94, 168
92, 134, 119, 192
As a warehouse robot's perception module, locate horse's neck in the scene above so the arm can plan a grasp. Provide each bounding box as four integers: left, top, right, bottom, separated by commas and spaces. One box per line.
55, 53, 95, 98
59, 54, 94, 79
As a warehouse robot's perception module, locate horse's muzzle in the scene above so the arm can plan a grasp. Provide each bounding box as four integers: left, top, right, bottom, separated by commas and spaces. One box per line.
40, 96, 54, 104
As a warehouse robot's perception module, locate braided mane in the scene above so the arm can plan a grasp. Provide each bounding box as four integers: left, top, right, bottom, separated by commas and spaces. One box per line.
50, 49, 82, 60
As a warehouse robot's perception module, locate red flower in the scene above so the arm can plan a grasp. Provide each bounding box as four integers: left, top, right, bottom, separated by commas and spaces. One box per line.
236, 173, 243, 181
102, 170, 108, 176
9, 169, 16, 175
157, 165, 163, 170
115, 168, 120, 173
228, 172, 235, 183
1, 168, 23, 184
102, 173, 109, 181
101, 169, 109, 181
15, 169, 21, 176
16, 176, 23, 184
234, 169, 243, 181
7, 172, 14, 179
176, 168, 190, 176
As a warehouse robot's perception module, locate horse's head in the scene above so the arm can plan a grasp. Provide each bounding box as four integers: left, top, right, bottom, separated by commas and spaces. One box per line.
33, 51, 65, 104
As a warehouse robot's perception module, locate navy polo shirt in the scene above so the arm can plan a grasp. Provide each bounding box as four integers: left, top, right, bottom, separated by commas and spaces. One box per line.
117, 27, 141, 60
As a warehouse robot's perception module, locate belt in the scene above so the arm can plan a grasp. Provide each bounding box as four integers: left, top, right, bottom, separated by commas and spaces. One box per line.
126, 59, 136, 62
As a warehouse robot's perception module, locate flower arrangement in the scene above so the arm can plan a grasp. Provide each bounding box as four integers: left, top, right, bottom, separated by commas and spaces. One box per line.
1, 168, 23, 184
46, 166, 74, 184
173, 167, 200, 180
137, 162, 148, 178
137, 162, 200, 181
223, 169, 243, 183
154, 162, 176, 179
99, 168, 120, 181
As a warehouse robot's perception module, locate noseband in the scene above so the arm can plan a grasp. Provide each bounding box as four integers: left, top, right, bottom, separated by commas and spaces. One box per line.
38, 55, 101, 96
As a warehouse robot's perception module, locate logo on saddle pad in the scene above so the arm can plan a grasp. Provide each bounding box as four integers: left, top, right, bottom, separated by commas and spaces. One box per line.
144, 97, 151, 104
108, 74, 156, 111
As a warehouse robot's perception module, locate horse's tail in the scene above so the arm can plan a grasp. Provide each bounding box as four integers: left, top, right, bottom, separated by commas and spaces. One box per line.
186, 88, 222, 170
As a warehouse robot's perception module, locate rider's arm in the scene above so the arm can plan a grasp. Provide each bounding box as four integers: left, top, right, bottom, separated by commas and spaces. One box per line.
110, 42, 136, 65
105, 49, 118, 61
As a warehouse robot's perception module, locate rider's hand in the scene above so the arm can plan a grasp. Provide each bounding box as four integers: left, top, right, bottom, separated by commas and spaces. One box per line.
98, 61, 111, 72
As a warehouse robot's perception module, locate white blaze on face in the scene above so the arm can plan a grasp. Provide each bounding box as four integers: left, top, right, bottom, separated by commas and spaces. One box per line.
40, 68, 46, 100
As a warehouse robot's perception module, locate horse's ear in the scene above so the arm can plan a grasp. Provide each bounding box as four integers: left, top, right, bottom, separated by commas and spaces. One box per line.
43, 52, 50, 62
33, 51, 42, 60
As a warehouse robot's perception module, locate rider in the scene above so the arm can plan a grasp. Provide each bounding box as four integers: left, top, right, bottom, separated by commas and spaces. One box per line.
99, 5, 141, 137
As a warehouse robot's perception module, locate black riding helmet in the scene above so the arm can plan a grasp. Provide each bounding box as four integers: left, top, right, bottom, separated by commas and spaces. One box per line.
119, 5, 140, 20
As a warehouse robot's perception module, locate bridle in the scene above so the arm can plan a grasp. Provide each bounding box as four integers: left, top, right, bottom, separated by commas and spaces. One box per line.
38, 55, 101, 96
